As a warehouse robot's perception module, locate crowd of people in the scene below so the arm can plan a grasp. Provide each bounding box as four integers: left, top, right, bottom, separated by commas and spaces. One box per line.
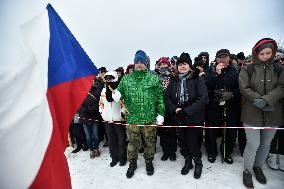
69, 38, 284, 188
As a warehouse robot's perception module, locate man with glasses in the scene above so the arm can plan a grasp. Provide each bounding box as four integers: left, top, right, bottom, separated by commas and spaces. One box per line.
205, 49, 241, 164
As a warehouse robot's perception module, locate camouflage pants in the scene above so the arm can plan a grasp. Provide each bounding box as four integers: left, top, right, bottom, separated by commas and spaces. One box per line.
126, 125, 157, 163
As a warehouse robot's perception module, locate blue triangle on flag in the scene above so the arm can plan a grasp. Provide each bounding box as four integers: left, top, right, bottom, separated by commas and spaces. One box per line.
46, 4, 98, 87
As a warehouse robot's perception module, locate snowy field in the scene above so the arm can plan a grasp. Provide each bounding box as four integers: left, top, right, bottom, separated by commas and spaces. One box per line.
66, 140, 284, 189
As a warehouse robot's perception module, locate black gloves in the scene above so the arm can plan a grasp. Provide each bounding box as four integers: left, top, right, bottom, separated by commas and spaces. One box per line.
106, 86, 114, 102
213, 90, 223, 102
176, 109, 187, 118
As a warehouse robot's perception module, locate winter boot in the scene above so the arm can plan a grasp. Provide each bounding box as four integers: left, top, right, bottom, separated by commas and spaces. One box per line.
266, 153, 279, 170
169, 153, 176, 161
194, 158, 203, 179
146, 161, 154, 176
82, 145, 89, 151
119, 158, 127, 166
279, 154, 284, 172
90, 150, 96, 159
126, 161, 137, 178
103, 140, 108, 147
161, 153, 169, 161
181, 156, 193, 175
71, 147, 81, 153
110, 159, 118, 167
243, 170, 254, 188
94, 149, 101, 157
253, 167, 267, 184
224, 155, 234, 164
208, 155, 216, 163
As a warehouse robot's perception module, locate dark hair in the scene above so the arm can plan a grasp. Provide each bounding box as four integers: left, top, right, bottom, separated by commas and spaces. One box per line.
98, 67, 107, 73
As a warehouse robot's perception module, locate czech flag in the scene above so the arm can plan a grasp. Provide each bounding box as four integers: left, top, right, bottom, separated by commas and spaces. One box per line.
0, 4, 98, 189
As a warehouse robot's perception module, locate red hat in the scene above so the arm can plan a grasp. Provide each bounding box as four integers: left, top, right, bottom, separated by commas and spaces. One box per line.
252, 38, 277, 56
157, 57, 170, 67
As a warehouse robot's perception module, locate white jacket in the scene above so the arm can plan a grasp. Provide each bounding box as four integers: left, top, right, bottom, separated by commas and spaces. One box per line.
99, 71, 124, 121
99, 88, 125, 121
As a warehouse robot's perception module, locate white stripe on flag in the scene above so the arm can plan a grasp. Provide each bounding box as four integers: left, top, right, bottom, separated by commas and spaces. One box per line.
0, 11, 52, 189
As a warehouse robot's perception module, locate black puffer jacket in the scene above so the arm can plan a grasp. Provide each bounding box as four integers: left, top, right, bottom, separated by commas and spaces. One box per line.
165, 69, 209, 125
78, 79, 104, 124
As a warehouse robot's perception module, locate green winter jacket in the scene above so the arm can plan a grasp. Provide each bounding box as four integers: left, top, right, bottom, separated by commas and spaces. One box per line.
117, 69, 165, 125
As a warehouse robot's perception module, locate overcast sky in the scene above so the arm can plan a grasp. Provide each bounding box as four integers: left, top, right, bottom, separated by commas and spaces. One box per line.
1, 0, 284, 70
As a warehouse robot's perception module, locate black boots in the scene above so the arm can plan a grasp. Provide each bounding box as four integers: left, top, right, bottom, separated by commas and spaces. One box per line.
169, 153, 176, 161
161, 152, 176, 161
253, 167, 267, 184
181, 156, 193, 175
119, 158, 127, 166
181, 157, 203, 179
161, 153, 169, 161
243, 170, 254, 188
71, 147, 81, 153
224, 155, 234, 164
126, 161, 137, 178
208, 155, 216, 163
146, 162, 154, 176
110, 159, 118, 167
194, 158, 203, 179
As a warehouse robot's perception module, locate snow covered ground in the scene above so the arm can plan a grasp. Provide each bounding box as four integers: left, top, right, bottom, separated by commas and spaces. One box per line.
66, 140, 284, 189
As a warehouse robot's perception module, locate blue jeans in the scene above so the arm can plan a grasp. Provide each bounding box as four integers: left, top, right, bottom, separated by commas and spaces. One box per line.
83, 123, 99, 151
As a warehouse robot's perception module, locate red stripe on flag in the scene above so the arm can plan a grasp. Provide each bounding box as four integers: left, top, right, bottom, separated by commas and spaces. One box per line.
30, 75, 95, 188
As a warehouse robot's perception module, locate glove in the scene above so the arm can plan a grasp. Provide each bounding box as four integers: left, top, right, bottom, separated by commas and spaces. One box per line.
263, 105, 274, 112
105, 86, 114, 102
112, 89, 121, 102
221, 91, 233, 101
252, 98, 268, 109
213, 90, 223, 102
156, 114, 164, 125
176, 109, 187, 118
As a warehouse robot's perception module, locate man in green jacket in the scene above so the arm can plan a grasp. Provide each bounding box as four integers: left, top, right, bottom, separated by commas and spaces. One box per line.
113, 50, 165, 178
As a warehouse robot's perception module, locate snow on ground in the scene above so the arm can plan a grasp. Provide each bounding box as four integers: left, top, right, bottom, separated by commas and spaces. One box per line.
66, 140, 284, 189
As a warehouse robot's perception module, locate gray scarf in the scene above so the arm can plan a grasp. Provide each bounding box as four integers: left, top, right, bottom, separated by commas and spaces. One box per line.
177, 72, 190, 106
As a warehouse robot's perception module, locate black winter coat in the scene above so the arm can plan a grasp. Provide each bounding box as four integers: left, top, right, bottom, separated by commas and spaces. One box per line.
78, 79, 104, 124
165, 70, 209, 125
205, 63, 240, 101
205, 63, 241, 126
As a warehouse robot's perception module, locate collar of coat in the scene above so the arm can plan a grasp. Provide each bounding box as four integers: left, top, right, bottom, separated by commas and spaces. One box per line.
172, 68, 200, 81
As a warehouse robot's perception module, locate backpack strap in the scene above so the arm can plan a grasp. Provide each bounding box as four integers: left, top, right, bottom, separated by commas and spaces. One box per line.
273, 63, 282, 78
245, 63, 282, 79
244, 64, 254, 79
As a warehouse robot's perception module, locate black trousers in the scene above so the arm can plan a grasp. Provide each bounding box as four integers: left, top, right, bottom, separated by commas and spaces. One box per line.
71, 123, 87, 149
98, 122, 107, 142
205, 128, 237, 157
205, 101, 240, 157
178, 127, 203, 159
269, 126, 284, 155
159, 127, 177, 154
105, 122, 127, 161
